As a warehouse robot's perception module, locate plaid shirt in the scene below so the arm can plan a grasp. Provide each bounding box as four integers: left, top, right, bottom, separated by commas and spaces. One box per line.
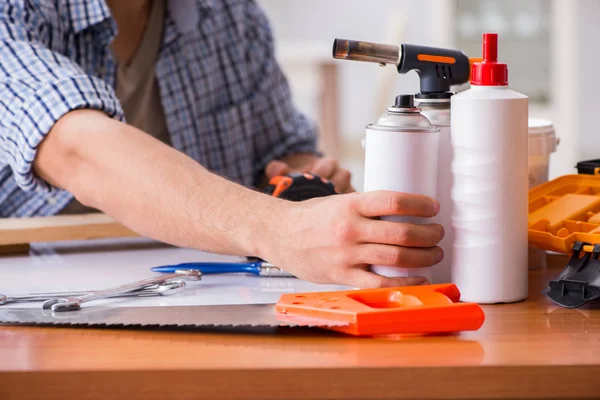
0, 0, 318, 217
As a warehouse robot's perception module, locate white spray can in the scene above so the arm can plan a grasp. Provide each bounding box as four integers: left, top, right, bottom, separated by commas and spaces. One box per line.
450, 33, 529, 303
364, 95, 440, 281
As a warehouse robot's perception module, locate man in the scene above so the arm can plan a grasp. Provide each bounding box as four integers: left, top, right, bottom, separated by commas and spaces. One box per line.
0, 0, 444, 288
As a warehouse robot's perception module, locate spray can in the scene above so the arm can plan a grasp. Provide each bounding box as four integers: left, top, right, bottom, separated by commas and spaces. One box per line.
414, 95, 453, 284
450, 33, 529, 303
364, 94, 440, 280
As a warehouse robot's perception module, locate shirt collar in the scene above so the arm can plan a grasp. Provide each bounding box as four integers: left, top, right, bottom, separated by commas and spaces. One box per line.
66, 0, 113, 34
66, 0, 214, 34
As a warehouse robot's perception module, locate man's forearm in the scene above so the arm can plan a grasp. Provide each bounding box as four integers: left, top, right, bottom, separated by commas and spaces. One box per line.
34, 110, 286, 257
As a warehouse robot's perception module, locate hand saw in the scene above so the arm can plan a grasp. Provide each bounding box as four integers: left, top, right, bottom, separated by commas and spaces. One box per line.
0, 304, 348, 333
0, 284, 485, 336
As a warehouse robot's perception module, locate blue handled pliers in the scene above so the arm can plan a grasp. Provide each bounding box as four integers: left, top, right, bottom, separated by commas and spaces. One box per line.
151, 260, 293, 277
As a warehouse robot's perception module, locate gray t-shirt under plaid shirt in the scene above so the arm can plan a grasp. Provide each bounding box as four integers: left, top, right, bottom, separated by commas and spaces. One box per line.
60, 0, 170, 215
0, 0, 318, 217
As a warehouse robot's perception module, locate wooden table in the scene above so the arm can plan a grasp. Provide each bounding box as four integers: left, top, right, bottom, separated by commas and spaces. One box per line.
1, 254, 599, 400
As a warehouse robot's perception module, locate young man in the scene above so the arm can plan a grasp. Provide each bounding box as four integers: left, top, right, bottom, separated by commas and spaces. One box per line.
0, 0, 444, 288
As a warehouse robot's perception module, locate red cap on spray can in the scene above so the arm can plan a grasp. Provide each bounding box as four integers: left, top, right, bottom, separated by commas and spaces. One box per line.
470, 33, 508, 86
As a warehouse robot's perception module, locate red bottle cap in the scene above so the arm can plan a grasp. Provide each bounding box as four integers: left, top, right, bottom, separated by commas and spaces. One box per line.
471, 33, 508, 86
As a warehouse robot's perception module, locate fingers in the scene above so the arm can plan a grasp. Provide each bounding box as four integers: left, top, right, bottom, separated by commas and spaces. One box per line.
360, 220, 444, 247
309, 157, 354, 194
265, 160, 290, 180
330, 168, 353, 193
354, 191, 440, 218
340, 267, 428, 289
355, 243, 443, 268
310, 157, 338, 179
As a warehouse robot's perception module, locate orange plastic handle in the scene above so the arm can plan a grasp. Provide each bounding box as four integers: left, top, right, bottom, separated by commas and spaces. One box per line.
268, 176, 293, 198
276, 284, 485, 336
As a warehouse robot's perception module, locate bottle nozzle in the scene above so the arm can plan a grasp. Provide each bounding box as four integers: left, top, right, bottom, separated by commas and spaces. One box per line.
482, 33, 498, 62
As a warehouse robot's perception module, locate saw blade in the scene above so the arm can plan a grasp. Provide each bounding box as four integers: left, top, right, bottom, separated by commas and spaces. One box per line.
0, 304, 348, 332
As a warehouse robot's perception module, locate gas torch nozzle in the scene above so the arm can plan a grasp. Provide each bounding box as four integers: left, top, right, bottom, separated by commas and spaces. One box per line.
332, 39, 401, 66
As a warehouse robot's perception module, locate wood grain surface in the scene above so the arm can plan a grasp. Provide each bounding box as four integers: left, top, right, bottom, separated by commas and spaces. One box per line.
0, 213, 139, 246
1, 254, 599, 400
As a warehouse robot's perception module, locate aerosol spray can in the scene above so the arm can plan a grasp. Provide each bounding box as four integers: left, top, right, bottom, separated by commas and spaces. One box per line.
363, 94, 440, 280
415, 94, 453, 284
451, 33, 529, 303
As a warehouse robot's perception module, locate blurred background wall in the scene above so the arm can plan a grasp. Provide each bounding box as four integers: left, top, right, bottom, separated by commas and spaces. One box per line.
257, 0, 600, 191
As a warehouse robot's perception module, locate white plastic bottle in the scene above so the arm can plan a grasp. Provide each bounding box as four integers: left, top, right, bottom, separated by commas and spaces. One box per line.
364, 94, 440, 281
450, 33, 529, 303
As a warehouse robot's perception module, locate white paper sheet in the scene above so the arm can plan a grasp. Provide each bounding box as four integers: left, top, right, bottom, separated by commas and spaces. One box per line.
0, 238, 349, 309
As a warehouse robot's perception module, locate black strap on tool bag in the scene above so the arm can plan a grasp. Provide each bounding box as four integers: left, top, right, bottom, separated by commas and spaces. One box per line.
543, 241, 600, 308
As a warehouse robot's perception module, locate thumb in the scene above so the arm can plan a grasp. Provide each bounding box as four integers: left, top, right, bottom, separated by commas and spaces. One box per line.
265, 160, 290, 179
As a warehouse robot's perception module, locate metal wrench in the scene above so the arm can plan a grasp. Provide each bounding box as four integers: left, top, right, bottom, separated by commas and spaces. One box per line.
42, 270, 201, 312
0, 280, 186, 306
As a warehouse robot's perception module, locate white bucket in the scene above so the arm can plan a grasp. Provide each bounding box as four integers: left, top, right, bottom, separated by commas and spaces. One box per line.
528, 118, 559, 269
528, 118, 559, 188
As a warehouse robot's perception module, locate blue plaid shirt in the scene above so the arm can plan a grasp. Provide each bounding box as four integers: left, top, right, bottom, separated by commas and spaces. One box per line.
0, 0, 318, 217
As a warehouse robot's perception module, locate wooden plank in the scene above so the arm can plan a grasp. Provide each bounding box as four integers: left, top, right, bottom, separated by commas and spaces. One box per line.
0, 243, 30, 255
1, 366, 599, 400
318, 63, 340, 159
0, 213, 139, 245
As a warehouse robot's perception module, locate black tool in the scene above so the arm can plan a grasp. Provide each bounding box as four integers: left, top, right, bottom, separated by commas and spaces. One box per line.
263, 172, 337, 201
543, 241, 600, 308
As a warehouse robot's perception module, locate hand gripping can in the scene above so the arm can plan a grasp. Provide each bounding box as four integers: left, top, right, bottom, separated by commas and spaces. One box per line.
363, 94, 440, 281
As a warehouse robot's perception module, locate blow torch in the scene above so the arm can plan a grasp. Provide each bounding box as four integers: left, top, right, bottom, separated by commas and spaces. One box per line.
332, 38, 472, 95
332, 38, 475, 284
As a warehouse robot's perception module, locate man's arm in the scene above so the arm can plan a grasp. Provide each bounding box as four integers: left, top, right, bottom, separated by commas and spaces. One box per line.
34, 109, 279, 257
35, 109, 443, 290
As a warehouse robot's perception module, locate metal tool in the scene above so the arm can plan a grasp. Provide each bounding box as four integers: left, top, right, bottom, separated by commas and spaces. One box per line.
0, 304, 349, 330
151, 260, 293, 277
42, 270, 201, 312
0, 280, 186, 306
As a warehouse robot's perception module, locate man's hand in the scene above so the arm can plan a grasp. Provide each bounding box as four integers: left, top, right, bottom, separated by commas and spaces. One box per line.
265, 155, 354, 193
260, 191, 444, 288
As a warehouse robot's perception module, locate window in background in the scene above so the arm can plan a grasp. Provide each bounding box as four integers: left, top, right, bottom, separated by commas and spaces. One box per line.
455, 0, 551, 105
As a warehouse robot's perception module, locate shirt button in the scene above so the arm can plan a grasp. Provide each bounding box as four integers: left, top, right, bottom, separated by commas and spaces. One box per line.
47, 197, 57, 205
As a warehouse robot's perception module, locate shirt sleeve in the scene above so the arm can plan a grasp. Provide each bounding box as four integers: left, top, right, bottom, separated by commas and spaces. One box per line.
0, 2, 124, 193
243, 1, 321, 182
